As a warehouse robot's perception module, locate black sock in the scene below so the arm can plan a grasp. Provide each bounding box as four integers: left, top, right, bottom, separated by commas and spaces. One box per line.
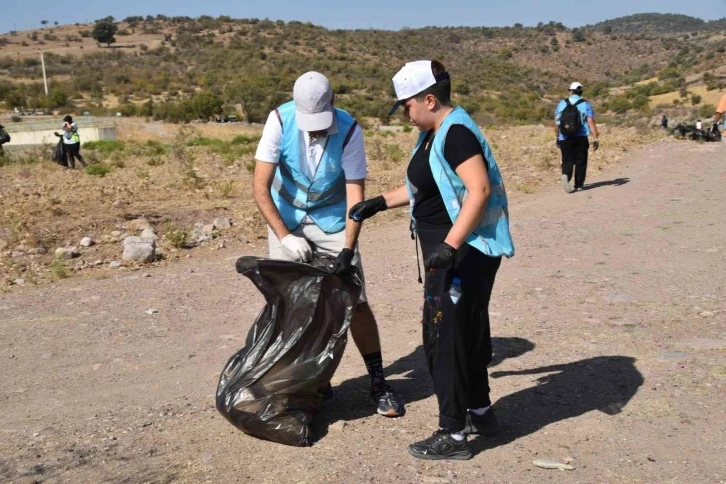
363, 351, 386, 394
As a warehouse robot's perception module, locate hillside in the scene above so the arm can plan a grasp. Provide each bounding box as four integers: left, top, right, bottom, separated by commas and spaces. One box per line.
1, 14, 725, 124
589, 13, 726, 34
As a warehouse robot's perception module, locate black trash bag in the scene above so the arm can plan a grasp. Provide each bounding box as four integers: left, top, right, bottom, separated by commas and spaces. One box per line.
216, 255, 362, 447
51, 138, 68, 167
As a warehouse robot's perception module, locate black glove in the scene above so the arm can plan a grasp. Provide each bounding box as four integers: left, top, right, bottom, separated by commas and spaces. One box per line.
331, 248, 354, 275
556, 139, 561, 149
592, 140, 600, 151
348, 195, 387, 222
424, 242, 456, 270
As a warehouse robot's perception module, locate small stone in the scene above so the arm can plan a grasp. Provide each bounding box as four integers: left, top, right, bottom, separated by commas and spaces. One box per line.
14, 278, 25, 286
109, 261, 121, 268
94, 260, 103, 266
202, 224, 215, 236
55, 247, 80, 259
143, 273, 151, 278
218, 240, 226, 249
27, 247, 47, 255
111, 230, 122, 237
0, 240, 7, 250
533, 459, 575, 471
140, 228, 158, 240
127, 218, 152, 232
10, 251, 24, 258
699, 311, 715, 317
145, 308, 159, 315
213, 216, 232, 231
80, 237, 94, 247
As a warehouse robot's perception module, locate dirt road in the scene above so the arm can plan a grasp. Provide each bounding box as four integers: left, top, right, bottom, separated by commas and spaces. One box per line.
1, 139, 724, 483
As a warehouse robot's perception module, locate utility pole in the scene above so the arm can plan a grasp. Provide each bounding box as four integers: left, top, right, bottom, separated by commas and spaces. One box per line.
40, 51, 48, 96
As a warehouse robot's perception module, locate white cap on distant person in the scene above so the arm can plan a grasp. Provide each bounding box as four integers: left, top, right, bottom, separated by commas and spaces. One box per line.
569, 82, 583, 91
293, 71, 334, 132
388, 60, 450, 115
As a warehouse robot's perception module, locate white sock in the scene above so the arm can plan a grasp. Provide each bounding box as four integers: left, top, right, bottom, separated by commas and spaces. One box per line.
469, 406, 490, 417
450, 430, 465, 441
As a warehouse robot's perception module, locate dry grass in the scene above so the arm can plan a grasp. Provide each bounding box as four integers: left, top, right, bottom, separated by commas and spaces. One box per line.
651, 85, 726, 107
0, 118, 664, 287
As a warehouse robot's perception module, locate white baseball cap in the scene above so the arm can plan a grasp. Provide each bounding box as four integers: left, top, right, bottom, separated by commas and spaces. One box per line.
569, 82, 583, 91
388, 60, 450, 115
293, 71, 334, 132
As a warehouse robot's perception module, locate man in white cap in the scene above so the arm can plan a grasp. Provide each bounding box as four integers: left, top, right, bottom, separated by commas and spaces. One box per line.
252, 71, 404, 418
554, 82, 599, 193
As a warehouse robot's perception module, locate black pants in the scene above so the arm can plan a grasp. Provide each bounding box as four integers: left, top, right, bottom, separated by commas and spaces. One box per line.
66, 143, 86, 168
560, 136, 589, 189
419, 230, 502, 432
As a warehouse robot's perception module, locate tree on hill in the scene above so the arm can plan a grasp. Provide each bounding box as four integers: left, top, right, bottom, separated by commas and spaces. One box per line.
92, 20, 118, 47
40, 20, 48, 28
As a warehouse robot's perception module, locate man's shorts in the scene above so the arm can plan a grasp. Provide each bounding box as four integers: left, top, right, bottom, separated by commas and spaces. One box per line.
267, 222, 368, 303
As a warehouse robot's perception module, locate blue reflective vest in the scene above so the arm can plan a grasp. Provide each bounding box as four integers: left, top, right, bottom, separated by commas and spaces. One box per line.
271, 101, 357, 234
406, 107, 515, 258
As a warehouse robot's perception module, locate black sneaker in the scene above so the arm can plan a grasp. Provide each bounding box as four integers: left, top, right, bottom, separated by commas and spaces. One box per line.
408, 429, 472, 461
463, 408, 501, 436
371, 384, 404, 417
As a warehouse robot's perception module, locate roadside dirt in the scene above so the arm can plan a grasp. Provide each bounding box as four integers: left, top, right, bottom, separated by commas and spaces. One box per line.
0, 139, 724, 483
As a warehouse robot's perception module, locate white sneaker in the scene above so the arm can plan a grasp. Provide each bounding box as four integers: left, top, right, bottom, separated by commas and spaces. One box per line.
561, 175, 574, 193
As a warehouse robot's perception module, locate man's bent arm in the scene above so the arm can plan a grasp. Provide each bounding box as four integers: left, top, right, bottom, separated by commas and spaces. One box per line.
252, 161, 290, 240
587, 118, 599, 140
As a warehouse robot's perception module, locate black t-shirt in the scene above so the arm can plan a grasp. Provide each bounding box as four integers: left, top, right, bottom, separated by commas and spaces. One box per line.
407, 124, 487, 233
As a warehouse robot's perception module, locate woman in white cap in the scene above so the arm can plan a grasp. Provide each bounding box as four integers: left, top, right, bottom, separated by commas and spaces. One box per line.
349, 60, 514, 460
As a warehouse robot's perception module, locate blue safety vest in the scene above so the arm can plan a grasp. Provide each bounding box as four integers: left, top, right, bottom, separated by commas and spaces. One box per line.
406, 107, 515, 258
271, 101, 358, 234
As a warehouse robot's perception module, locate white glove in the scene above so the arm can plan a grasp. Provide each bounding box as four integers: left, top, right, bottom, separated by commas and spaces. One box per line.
281, 234, 313, 262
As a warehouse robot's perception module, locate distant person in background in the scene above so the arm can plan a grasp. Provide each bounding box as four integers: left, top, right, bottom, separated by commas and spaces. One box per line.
555, 82, 599, 193
62, 115, 86, 169
696, 119, 703, 131
661, 115, 668, 130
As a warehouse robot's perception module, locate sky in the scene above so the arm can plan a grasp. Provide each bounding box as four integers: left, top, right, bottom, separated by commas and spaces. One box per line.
2, 0, 725, 34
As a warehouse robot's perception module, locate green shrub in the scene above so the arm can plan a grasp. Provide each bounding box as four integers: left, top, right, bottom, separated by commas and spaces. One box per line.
231, 134, 261, 145
186, 136, 222, 147
85, 163, 111, 177
385, 143, 405, 162
83, 140, 125, 154
216, 180, 234, 198
49, 259, 69, 280
165, 225, 189, 249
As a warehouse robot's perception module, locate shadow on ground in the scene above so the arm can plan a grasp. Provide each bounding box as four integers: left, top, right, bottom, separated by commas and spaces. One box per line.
470, 355, 644, 456
583, 178, 631, 190
313, 337, 535, 440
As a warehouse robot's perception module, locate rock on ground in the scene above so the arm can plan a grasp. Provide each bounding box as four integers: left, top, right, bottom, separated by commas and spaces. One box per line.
122, 236, 156, 263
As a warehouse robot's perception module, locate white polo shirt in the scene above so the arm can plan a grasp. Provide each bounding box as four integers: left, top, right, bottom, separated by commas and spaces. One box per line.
254, 110, 367, 181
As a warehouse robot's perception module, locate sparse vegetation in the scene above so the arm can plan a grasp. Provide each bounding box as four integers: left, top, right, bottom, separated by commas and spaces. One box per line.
85, 162, 112, 177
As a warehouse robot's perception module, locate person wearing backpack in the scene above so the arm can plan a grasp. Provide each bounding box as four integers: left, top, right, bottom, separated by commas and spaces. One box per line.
554, 82, 599, 193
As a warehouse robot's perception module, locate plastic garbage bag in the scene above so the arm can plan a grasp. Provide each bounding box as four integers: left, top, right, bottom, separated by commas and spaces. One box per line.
216, 255, 362, 446
51, 137, 68, 167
